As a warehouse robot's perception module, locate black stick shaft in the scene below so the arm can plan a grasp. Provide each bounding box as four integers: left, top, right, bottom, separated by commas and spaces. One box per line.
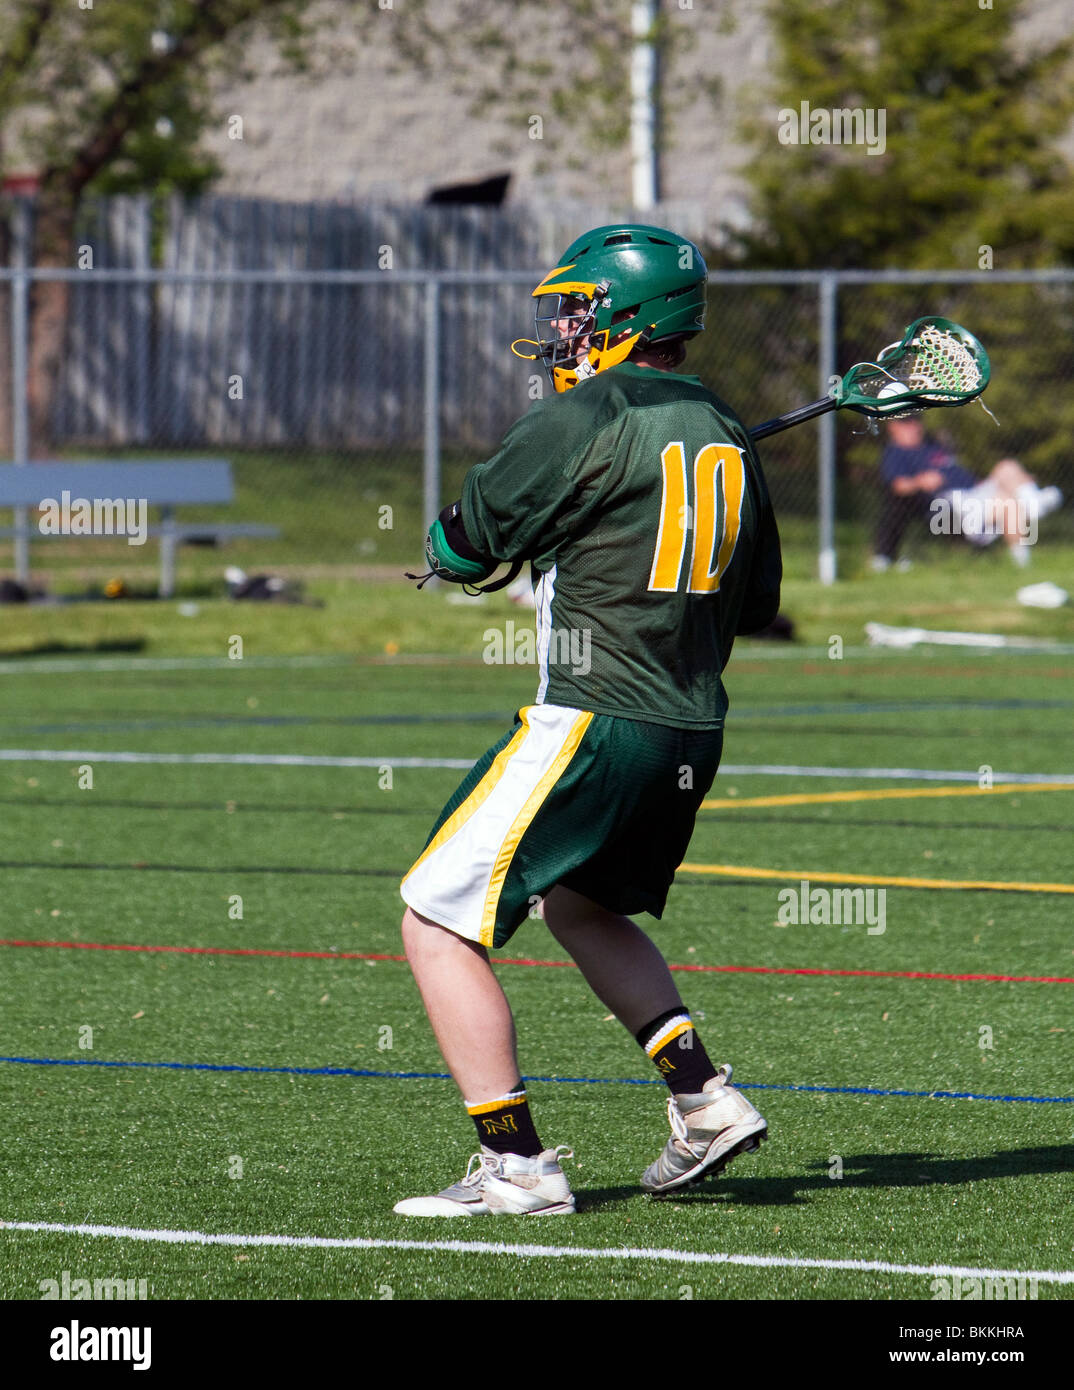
748, 395, 839, 441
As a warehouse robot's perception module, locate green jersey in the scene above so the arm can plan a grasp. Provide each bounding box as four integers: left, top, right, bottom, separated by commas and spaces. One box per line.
462, 362, 782, 729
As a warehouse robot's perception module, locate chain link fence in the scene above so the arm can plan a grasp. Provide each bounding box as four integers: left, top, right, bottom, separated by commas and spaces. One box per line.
2, 196, 1073, 590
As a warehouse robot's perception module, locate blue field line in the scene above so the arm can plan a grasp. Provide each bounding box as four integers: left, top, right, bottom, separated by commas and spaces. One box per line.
1, 1055, 1070, 1104
736, 697, 1074, 719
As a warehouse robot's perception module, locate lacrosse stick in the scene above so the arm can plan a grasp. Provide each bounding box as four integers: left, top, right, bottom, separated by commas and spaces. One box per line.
749, 316, 992, 440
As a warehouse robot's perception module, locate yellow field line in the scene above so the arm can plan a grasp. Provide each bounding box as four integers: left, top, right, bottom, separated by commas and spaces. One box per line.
700, 782, 1074, 810
677, 863, 1074, 894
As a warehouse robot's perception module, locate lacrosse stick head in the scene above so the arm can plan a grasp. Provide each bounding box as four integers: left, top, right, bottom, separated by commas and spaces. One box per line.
836, 317, 991, 418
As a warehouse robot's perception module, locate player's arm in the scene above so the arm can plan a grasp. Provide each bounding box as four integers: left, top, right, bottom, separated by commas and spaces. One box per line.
461, 398, 606, 564
412, 400, 582, 591
735, 450, 783, 635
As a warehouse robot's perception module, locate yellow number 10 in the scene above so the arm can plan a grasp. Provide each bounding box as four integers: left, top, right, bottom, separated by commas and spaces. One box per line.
647, 441, 745, 594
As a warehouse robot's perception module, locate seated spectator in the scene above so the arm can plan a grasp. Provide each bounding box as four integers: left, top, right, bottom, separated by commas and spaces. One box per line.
871, 416, 1062, 570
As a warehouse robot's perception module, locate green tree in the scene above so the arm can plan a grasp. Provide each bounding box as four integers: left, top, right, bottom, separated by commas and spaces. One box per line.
717, 0, 1074, 530
733, 0, 1074, 270
0, 0, 729, 451
0, 0, 320, 450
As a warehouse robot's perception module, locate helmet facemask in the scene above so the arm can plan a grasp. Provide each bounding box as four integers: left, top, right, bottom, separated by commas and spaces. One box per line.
531, 282, 653, 392
533, 285, 609, 389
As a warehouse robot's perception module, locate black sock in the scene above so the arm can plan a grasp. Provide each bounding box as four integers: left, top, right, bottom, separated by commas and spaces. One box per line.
636, 1008, 718, 1095
466, 1082, 543, 1157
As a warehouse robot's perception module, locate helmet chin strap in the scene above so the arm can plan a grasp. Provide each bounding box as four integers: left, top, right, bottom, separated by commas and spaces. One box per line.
510, 338, 544, 361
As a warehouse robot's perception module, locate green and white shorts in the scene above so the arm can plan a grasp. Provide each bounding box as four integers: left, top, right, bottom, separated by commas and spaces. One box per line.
400, 703, 724, 949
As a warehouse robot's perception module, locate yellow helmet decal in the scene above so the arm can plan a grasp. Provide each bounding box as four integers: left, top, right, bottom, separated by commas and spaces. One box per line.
531, 264, 600, 300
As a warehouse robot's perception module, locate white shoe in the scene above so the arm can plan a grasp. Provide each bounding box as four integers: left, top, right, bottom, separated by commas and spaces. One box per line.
641, 1064, 767, 1194
393, 1145, 575, 1216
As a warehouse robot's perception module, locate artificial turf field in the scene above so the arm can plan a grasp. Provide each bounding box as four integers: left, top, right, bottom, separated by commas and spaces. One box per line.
0, 630, 1071, 1303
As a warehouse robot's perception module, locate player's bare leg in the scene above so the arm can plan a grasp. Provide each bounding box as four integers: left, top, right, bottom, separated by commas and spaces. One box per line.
541, 883, 682, 1031
401, 907, 520, 1100
542, 881, 767, 1193
394, 907, 575, 1216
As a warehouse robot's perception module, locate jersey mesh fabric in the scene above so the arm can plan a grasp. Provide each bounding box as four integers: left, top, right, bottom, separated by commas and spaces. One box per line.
462, 363, 781, 730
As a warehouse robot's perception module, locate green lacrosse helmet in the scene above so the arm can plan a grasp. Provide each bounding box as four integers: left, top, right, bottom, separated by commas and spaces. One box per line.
511, 224, 708, 393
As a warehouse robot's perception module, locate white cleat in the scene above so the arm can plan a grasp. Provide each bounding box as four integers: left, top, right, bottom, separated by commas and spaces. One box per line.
641, 1064, 767, 1194
393, 1145, 575, 1216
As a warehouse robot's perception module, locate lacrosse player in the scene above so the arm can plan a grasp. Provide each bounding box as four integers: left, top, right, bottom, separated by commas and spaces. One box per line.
394, 225, 782, 1216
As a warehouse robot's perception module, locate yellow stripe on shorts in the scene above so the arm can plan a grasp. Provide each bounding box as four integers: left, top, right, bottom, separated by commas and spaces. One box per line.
401, 718, 532, 891
480, 709, 594, 947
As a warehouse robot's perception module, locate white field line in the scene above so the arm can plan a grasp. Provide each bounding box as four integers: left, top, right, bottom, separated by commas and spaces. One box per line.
0, 648, 936, 675
2, 1219, 1071, 1286
0, 749, 473, 769
0, 655, 354, 675
0, 748, 1071, 784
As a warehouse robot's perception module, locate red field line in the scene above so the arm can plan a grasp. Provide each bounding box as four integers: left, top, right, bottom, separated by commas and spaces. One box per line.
0, 939, 408, 964
2, 938, 1071, 985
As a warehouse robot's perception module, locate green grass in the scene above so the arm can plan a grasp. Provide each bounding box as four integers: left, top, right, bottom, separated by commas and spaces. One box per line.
2, 526, 1074, 660
0, 622, 1072, 1299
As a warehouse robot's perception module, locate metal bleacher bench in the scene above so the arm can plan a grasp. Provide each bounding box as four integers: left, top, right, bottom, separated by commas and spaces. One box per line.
0, 459, 279, 598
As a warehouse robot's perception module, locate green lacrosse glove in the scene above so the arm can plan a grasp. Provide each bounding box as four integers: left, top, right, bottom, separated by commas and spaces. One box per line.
425, 505, 498, 585
406, 500, 506, 591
